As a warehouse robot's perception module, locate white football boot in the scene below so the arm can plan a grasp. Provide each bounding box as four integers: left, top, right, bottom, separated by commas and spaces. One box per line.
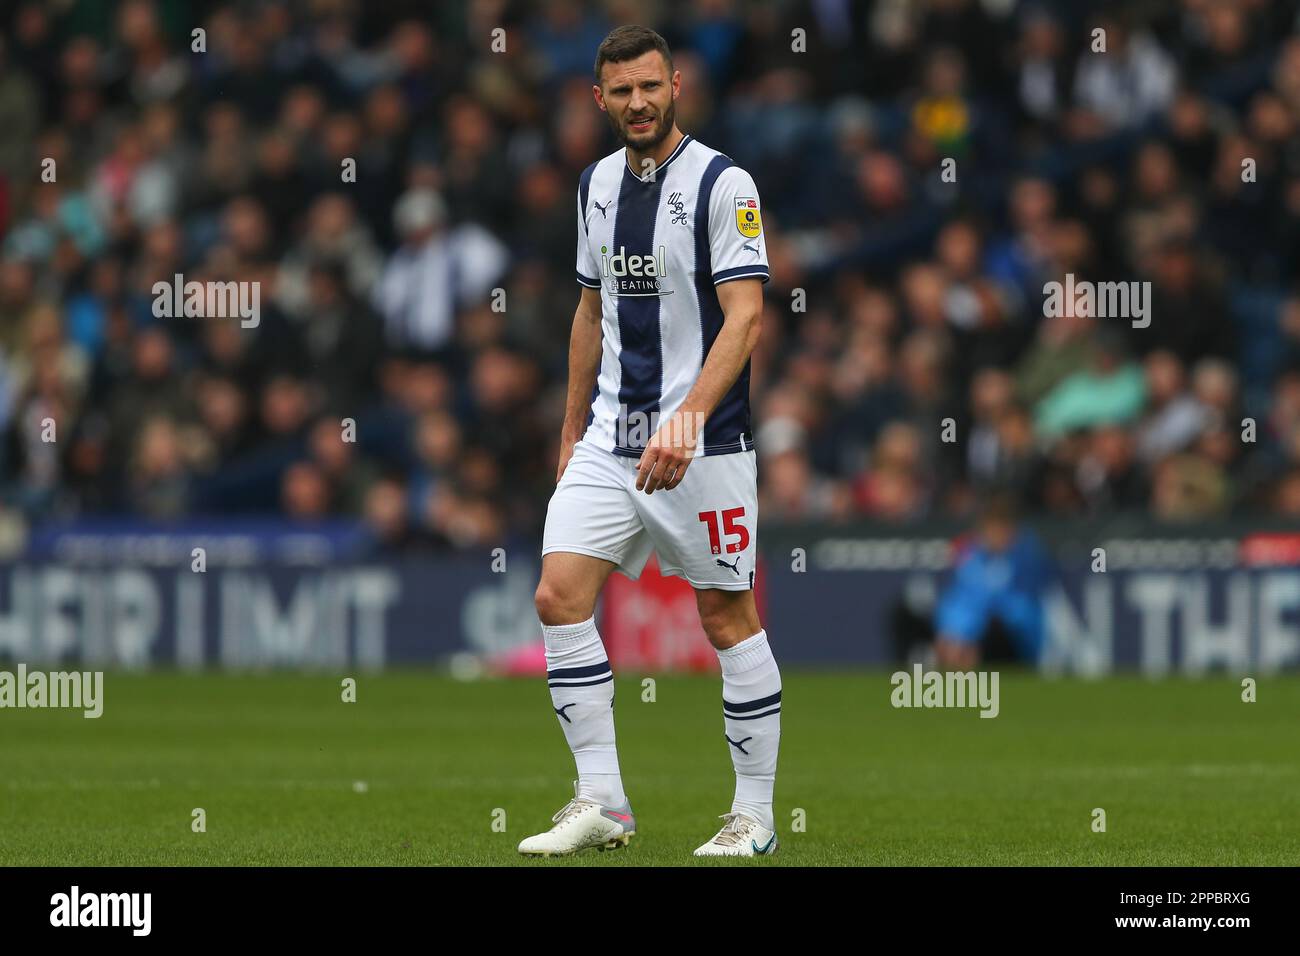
517, 782, 636, 857
693, 812, 778, 857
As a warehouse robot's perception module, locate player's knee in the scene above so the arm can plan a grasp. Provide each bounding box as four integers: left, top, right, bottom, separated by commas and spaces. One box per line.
534, 580, 587, 626
533, 581, 563, 624
697, 592, 760, 649
698, 608, 744, 649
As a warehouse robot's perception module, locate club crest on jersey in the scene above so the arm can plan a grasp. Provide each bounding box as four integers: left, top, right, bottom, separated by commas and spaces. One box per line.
735, 198, 762, 238
600, 244, 674, 297
667, 191, 688, 225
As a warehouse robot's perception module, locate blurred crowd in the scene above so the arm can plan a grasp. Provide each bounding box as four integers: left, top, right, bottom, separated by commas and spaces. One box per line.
2, 0, 1300, 553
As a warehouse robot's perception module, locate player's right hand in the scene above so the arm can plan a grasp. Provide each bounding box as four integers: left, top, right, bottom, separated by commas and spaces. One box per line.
556, 438, 577, 483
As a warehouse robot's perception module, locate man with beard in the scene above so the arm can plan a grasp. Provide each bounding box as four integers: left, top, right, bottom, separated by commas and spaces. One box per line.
518, 25, 777, 859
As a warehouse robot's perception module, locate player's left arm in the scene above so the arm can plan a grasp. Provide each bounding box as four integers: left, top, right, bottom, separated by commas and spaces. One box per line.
636, 278, 762, 493
637, 165, 769, 494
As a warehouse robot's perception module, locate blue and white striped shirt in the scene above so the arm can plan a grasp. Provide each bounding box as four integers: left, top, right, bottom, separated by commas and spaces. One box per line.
575, 134, 770, 458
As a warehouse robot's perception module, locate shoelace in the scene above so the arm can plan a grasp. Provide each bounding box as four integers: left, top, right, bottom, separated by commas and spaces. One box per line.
550, 798, 596, 828
710, 813, 751, 847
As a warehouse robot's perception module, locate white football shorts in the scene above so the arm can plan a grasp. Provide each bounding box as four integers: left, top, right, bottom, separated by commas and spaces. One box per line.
542, 439, 758, 591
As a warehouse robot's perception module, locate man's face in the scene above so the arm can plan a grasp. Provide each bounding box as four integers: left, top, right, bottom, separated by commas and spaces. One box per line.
980, 517, 1015, 553
594, 50, 679, 151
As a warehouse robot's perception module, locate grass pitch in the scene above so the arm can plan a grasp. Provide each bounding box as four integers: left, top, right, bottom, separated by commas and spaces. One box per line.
1, 670, 1296, 866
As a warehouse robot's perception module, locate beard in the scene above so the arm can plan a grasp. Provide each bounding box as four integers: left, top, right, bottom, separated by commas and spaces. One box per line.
611, 97, 676, 151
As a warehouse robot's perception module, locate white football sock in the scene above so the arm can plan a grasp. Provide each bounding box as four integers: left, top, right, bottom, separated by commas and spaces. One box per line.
716, 629, 781, 831
542, 617, 626, 808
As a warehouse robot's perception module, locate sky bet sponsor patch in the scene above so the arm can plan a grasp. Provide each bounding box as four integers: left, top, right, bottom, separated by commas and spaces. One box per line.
735, 198, 762, 237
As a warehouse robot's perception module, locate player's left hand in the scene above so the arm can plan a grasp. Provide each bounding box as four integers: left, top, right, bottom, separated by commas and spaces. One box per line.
636, 411, 700, 494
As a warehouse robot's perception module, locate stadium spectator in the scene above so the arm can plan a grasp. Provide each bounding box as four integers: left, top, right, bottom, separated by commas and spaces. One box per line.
0, 0, 1297, 552
372, 186, 507, 355
934, 495, 1051, 669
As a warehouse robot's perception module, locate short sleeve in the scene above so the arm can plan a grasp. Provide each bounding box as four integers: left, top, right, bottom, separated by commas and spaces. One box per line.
707, 166, 770, 285
576, 188, 600, 288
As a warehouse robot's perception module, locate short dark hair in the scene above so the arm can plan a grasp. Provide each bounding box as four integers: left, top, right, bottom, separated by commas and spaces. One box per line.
594, 25, 673, 84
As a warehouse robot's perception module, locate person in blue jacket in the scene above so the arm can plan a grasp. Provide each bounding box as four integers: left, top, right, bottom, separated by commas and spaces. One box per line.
935, 495, 1051, 669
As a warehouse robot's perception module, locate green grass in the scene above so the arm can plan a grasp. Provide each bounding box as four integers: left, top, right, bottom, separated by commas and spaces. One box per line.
1, 671, 1296, 865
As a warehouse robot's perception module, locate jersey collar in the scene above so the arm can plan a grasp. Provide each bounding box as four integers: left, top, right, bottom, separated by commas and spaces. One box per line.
624, 133, 692, 183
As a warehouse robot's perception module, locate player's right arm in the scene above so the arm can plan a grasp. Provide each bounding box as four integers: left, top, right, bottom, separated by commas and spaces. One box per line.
557, 285, 603, 482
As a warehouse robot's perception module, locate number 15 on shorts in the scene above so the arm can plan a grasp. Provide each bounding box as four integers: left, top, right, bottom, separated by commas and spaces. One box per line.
698, 507, 750, 555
